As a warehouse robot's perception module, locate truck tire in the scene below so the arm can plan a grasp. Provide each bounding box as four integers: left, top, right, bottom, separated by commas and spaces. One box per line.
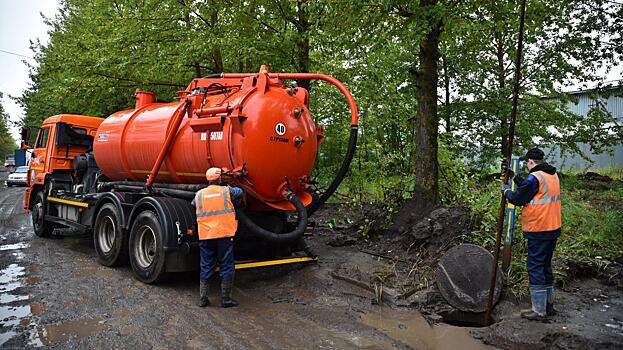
32, 191, 55, 238
129, 210, 167, 284
94, 203, 128, 267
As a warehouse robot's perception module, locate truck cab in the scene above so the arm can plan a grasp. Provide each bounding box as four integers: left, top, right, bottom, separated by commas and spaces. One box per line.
24, 114, 103, 212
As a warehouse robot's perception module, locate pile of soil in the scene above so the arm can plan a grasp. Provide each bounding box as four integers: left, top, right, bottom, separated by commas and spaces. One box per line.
314, 200, 474, 307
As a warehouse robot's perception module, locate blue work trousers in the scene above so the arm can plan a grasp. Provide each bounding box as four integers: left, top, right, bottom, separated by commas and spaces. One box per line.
199, 237, 235, 282
526, 238, 557, 286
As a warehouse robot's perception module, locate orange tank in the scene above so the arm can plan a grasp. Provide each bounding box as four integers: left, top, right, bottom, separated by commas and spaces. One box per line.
93, 70, 325, 210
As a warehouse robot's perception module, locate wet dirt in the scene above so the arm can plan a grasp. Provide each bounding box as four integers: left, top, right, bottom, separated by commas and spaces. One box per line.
0, 186, 495, 349
314, 203, 623, 350
1, 185, 621, 349
360, 308, 494, 350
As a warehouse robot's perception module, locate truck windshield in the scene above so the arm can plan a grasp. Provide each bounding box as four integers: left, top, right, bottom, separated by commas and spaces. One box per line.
16, 166, 29, 173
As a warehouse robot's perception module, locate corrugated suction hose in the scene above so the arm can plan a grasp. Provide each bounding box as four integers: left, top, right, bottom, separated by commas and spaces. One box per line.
237, 191, 308, 243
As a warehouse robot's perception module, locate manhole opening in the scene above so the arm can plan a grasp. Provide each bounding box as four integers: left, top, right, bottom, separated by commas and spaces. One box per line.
439, 310, 494, 328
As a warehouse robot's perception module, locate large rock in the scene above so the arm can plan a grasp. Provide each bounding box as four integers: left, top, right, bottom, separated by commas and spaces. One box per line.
436, 243, 502, 313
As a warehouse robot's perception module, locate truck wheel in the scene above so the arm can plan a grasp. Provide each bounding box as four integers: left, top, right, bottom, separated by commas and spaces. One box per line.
129, 210, 167, 284
32, 192, 55, 238
94, 203, 128, 267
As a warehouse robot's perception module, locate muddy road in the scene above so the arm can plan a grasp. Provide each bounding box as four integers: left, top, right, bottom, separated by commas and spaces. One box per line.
0, 182, 492, 349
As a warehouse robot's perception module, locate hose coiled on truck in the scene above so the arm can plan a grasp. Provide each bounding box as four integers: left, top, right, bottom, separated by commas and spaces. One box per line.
237, 191, 308, 244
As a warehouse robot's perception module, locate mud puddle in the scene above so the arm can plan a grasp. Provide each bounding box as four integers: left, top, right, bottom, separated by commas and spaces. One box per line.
39, 318, 106, 345
0, 235, 45, 348
361, 308, 494, 350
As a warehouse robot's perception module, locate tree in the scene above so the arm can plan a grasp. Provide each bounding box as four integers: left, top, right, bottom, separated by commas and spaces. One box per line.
0, 94, 18, 160
442, 0, 623, 164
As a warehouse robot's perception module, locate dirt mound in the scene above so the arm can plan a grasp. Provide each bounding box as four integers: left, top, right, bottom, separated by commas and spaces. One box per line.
405, 206, 471, 253
389, 199, 436, 234
584, 171, 613, 182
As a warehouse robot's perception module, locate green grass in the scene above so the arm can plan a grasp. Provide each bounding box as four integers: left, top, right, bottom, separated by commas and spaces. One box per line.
465, 169, 623, 296
327, 164, 623, 297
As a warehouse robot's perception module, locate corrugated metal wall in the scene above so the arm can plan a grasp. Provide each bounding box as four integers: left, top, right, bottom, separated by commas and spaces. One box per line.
545, 90, 623, 171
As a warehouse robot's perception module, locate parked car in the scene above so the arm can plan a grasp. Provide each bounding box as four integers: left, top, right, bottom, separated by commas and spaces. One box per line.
7, 166, 29, 187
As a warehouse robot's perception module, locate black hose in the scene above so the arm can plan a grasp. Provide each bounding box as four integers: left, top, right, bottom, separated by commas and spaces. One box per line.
306, 126, 358, 216
203, 73, 224, 78
237, 192, 308, 243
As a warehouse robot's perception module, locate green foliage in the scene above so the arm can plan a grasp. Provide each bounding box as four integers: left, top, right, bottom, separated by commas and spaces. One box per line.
464, 169, 623, 296
442, 0, 623, 164
0, 94, 18, 159
16, 0, 622, 204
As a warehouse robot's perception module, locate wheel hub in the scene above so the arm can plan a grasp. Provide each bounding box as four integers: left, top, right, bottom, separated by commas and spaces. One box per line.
135, 225, 156, 269
97, 216, 116, 253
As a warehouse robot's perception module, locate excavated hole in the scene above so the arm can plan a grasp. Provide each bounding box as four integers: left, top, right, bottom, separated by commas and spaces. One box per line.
439, 310, 494, 327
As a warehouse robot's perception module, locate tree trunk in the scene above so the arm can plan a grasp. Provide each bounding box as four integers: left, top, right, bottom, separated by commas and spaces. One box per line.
442, 55, 451, 133
210, 4, 224, 73
411, 0, 441, 204
294, 0, 311, 91
193, 61, 201, 78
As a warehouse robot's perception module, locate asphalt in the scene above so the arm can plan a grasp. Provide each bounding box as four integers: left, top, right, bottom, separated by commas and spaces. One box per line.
0, 179, 492, 350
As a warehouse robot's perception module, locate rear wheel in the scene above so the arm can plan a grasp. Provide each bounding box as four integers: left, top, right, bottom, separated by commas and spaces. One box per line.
94, 203, 128, 266
32, 191, 55, 238
129, 210, 167, 284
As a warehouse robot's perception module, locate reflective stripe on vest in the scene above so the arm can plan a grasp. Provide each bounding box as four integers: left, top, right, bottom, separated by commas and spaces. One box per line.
522, 171, 562, 232
195, 186, 238, 240
196, 187, 235, 217
529, 172, 561, 205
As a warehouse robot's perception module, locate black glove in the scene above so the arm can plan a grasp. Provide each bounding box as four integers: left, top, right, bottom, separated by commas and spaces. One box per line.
501, 162, 515, 179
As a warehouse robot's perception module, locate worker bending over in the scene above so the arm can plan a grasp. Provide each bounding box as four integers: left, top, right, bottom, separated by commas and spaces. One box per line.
193, 167, 243, 308
502, 148, 562, 321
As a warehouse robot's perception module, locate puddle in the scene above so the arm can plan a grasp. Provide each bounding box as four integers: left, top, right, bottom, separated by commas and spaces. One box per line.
361, 308, 494, 350
41, 318, 106, 344
0, 331, 17, 347
0, 264, 25, 286
0, 242, 29, 251
0, 294, 29, 304
0, 305, 31, 327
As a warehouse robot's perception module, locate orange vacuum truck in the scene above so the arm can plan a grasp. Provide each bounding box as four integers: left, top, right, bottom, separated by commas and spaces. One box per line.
21, 66, 359, 283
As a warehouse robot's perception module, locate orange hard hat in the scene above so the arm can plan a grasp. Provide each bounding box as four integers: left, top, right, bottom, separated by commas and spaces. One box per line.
206, 168, 222, 181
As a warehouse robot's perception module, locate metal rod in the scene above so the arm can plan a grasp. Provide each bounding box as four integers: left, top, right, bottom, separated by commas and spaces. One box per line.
485, 0, 527, 325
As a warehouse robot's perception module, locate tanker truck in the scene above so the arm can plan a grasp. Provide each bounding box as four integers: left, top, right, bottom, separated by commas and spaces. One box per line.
22, 66, 358, 283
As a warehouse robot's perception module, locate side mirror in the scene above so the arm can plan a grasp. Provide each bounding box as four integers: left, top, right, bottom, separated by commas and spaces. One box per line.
20, 127, 31, 148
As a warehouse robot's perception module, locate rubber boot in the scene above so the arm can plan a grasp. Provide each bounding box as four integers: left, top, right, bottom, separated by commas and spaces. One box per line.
198, 280, 210, 307
546, 285, 557, 316
221, 278, 239, 308
521, 286, 547, 321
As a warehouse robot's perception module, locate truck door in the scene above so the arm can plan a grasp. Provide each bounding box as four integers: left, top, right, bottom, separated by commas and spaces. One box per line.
30, 126, 52, 186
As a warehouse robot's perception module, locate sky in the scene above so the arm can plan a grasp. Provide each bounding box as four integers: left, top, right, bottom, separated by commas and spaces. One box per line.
0, 0, 60, 140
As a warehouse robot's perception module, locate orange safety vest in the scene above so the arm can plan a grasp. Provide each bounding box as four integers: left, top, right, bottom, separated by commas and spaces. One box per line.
522, 171, 562, 232
195, 185, 238, 240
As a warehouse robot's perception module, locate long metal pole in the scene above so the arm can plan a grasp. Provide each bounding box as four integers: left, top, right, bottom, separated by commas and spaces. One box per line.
485, 0, 527, 324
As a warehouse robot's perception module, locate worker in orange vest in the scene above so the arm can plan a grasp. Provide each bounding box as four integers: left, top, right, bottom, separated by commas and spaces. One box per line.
193, 167, 243, 308
502, 148, 562, 321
